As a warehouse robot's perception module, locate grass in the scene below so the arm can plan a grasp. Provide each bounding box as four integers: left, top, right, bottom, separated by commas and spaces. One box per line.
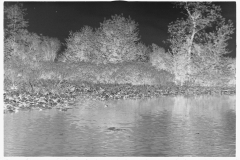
4, 60, 175, 93
4, 59, 235, 95
37, 61, 175, 86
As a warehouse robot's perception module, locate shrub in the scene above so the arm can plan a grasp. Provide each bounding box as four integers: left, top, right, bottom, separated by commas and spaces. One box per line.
36, 62, 174, 86
5, 31, 60, 63
172, 52, 189, 85
5, 60, 175, 92
4, 57, 42, 92
96, 14, 140, 63
192, 57, 236, 87
40, 36, 61, 62
65, 26, 95, 62
134, 42, 150, 62
149, 43, 173, 73
64, 14, 142, 64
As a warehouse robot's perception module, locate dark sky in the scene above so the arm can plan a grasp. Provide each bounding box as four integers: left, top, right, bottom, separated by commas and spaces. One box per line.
8, 1, 236, 57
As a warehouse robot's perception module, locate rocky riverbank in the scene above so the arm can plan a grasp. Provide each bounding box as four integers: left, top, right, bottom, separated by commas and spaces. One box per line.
4, 81, 236, 114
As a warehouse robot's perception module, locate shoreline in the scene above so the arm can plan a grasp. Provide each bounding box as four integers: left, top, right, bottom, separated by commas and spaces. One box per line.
4, 82, 236, 114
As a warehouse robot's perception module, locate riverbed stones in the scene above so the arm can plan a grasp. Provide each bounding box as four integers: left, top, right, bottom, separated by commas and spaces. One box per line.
4, 81, 236, 114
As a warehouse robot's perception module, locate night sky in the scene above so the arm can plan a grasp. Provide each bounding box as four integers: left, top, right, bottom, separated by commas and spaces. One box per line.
6, 1, 236, 57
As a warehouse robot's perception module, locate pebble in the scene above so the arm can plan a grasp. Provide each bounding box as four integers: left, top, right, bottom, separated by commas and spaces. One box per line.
3, 82, 235, 114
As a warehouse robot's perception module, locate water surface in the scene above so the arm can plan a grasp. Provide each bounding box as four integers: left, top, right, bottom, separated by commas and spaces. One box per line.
4, 95, 236, 156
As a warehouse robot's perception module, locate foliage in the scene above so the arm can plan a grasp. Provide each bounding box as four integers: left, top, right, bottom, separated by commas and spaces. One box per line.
96, 14, 140, 63
4, 3, 29, 61
172, 52, 189, 85
167, 2, 235, 85
4, 3, 61, 63
17, 32, 41, 62
149, 43, 173, 73
134, 42, 150, 62
40, 36, 61, 61
64, 14, 141, 64
4, 56, 41, 92
65, 26, 96, 62
38, 62, 174, 86
224, 57, 236, 86
4, 3, 61, 92
168, 2, 223, 55
5, 31, 60, 63
193, 57, 236, 86
4, 3, 28, 37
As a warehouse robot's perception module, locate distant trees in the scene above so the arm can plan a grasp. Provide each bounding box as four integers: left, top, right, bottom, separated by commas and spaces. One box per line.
96, 14, 140, 63
167, 2, 235, 85
64, 14, 148, 64
4, 3, 61, 63
65, 26, 95, 62
4, 3, 29, 61
4, 3, 63, 91
4, 2, 235, 87
4, 3, 28, 37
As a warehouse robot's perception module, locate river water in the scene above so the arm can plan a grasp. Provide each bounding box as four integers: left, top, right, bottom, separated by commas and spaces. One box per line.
4, 95, 236, 157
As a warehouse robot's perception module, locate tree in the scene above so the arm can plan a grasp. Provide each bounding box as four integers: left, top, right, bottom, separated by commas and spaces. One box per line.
96, 14, 140, 63
167, 2, 234, 85
65, 26, 95, 62
4, 3, 29, 61
64, 14, 141, 64
4, 3, 28, 36
16, 31, 41, 62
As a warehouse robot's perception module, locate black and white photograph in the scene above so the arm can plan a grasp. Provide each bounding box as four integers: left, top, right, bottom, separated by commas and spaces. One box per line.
3, 0, 237, 157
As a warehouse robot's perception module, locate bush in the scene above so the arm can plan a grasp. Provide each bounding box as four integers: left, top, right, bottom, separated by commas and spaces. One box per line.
192, 57, 236, 87
64, 14, 142, 64
5, 31, 60, 63
96, 14, 140, 63
65, 26, 96, 62
149, 43, 173, 73
4, 57, 42, 92
40, 36, 61, 62
38, 61, 174, 86
134, 42, 150, 62
172, 52, 189, 85
4, 60, 175, 93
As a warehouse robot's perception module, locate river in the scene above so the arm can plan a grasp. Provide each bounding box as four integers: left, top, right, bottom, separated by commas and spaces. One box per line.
4, 95, 236, 156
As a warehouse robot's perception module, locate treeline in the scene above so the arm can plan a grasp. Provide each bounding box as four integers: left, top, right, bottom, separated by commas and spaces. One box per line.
4, 2, 236, 91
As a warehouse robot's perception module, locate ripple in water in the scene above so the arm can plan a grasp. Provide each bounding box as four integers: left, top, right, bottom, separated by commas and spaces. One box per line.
4, 95, 235, 156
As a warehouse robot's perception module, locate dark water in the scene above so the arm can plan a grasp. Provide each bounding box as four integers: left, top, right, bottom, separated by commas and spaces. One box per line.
4, 95, 236, 157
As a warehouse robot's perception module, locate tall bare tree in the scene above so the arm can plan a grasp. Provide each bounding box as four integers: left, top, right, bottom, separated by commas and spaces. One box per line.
167, 2, 234, 85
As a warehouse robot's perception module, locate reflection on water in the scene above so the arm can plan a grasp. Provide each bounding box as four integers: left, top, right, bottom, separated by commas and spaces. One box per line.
4, 95, 235, 157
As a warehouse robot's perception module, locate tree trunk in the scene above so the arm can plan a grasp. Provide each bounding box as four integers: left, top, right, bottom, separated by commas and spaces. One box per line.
187, 30, 195, 81
185, 2, 197, 82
